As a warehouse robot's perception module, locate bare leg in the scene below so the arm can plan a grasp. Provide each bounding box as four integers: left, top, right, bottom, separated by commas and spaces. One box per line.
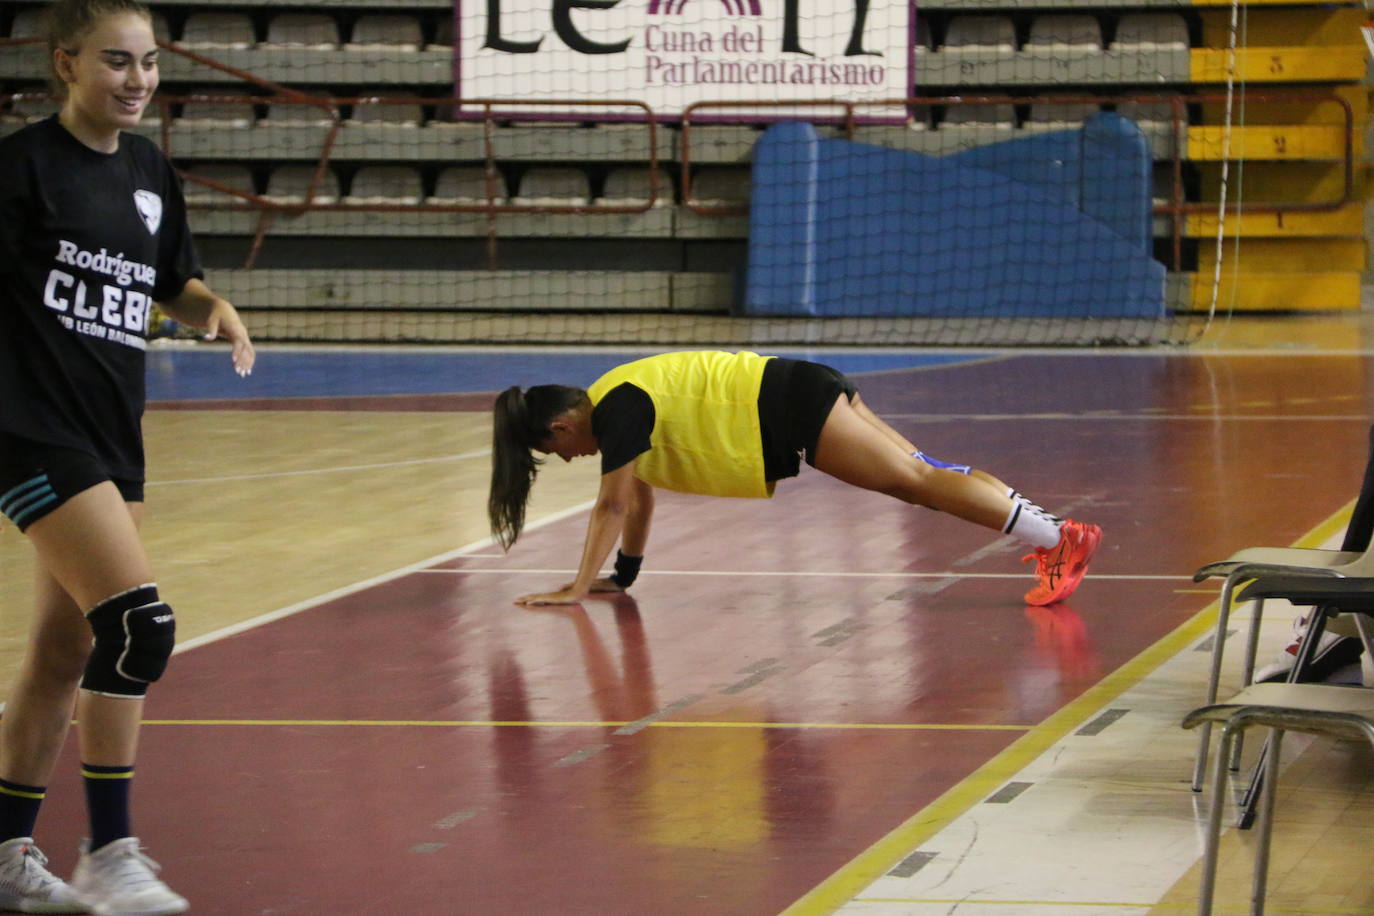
3, 484, 151, 784
850, 393, 1011, 493
813, 394, 1014, 531
0, 571, 87, 786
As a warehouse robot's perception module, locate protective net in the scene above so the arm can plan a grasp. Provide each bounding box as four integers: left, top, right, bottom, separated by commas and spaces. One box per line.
2, 1, 1362, 346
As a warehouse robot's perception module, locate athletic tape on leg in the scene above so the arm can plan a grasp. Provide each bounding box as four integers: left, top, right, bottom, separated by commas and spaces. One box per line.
913, 450, 973, 475
82, 584, 175, 697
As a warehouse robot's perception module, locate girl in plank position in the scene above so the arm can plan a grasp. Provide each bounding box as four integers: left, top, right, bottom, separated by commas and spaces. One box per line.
488, 351, 1100, 607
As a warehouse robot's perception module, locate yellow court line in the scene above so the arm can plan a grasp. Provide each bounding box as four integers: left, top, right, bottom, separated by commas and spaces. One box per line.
856, 902, 1367, 915
140, 719, 1030, 731
780, 498, 1356, 916
856, 900, 1185, 910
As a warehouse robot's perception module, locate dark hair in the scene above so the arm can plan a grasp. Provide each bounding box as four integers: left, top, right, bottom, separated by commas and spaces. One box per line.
488, 384, 589, 550
46, 0, 155, 94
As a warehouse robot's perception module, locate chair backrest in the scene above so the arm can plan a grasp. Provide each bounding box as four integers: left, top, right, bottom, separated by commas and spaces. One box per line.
345, 165, 423, 203
175, 87, 257, 127
346, 93, 423, 127
600, 167, 671, 205
943, 16, 1016, 51
1026, 15, 1102, 50
942, 102, 1016, 127
514, 167, 590, 204
429, 165, 502, 202
347, 14, 423, 50
689, 167, 750, 204
264, 164, 340, 203
183, 163, 256, 202
7, 94, 59, 123
261, 94, 337, 127
913, 16, 932, 51
1116, 98, 1181, 126
8, 8, 45, 38
264, 13, 340, 49
428, 15, 454, 49
1113, 13, 1189, 50
1340, 424, 1374, 552
1026, 98, 1100, 126
179, 11, 255, 49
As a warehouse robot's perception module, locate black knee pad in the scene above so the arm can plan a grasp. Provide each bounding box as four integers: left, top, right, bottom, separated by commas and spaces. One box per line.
81, 584, 175, 698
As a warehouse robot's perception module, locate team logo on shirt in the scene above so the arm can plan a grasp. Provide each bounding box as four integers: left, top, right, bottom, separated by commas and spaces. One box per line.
133, 190, 162, 235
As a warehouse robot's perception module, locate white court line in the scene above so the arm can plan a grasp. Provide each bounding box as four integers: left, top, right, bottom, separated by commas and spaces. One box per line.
148, 449, 491, 486
172, 498, 591, 655
422, 568, 1190, 581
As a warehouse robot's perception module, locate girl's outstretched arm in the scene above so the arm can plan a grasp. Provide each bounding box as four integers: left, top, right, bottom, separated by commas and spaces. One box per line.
516, 461, 639, 606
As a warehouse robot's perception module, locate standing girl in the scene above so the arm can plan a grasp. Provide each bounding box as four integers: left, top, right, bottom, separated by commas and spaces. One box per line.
0, 1, 254, 912
489, 351, 1100, 608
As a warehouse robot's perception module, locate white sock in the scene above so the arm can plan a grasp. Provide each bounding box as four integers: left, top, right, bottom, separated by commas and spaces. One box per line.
1004, 489, 1062, 549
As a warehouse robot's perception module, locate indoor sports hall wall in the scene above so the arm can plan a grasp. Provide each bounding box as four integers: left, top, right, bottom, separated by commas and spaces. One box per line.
0, 0, 1367, 345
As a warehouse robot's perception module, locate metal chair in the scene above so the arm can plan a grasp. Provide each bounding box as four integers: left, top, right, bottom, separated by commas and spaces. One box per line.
1189, 423, 1374, 789
1183, 574, 1374, 915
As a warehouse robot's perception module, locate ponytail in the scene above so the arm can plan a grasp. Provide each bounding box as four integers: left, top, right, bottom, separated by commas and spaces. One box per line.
488, 384, 589, 549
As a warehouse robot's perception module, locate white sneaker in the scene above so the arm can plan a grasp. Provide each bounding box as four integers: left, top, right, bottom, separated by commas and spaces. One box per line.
0, 837, 90, 913
70, 839, 186, 916
1255, 613, 1365, 684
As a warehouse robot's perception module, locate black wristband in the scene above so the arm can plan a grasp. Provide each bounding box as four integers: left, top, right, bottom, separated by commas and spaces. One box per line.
610, 550, 643, 588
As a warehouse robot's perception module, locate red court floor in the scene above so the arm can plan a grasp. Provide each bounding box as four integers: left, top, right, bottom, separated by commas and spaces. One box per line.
20, 351, 1374, 914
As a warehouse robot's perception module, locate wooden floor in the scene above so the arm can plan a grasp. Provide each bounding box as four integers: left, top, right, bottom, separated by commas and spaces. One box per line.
1, 314, 1373, 914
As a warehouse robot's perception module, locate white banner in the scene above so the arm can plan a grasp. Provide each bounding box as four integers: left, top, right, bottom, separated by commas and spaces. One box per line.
456, 1, 911, 121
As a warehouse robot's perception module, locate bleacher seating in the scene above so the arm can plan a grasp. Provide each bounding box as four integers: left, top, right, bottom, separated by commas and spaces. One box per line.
513, 167, 590, 205
0, 0, 1351, 320
8, 4, 169, 39
8, 7, 45, 39
914, 16, 933, 51
1113, 13, 1189, 51
942, 16, 1017, 51
3, 93, 59, 125
263, 164, 340, 204
599, 167, 672, 207
1026, 98, 1102, 129
1116, 98, 1181, 129
344, 165, 424, 205
178, 11, 255, 50
347, 15, 423, 52
263, 13, 340, 50
427, 16, 454, 51
259, 93, 336, 128
941, 102, 1017, 130
175, 87, 256, 129
1026, 15, 1103, 50
183, 162, 257, 204
689, 167, 750, 207
345, 92, 423, 128
427, 166, 502, 204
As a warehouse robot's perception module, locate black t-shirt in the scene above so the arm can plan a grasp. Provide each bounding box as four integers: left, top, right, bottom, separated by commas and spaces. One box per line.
592, 382, 655, 475
0, 116, 202, 481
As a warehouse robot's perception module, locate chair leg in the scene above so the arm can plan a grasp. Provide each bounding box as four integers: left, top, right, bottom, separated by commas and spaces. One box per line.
1194, 572, 1241, 791
1238, 611, 1330, 827
1251, 728, 1283, 915
1199, 716, 1241, 915
1229, 597, 1267, 772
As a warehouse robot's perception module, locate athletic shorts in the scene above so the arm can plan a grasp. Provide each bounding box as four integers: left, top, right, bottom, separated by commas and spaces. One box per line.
758, 358, 858, 481
0, 432, 143, 532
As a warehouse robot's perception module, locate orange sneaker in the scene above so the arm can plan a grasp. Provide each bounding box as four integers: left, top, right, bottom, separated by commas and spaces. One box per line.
1022, 519, 1102, 606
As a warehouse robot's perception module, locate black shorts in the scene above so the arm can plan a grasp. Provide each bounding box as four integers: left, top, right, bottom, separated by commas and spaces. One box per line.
0, 432, 143, 532
758, 358, 858, 481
